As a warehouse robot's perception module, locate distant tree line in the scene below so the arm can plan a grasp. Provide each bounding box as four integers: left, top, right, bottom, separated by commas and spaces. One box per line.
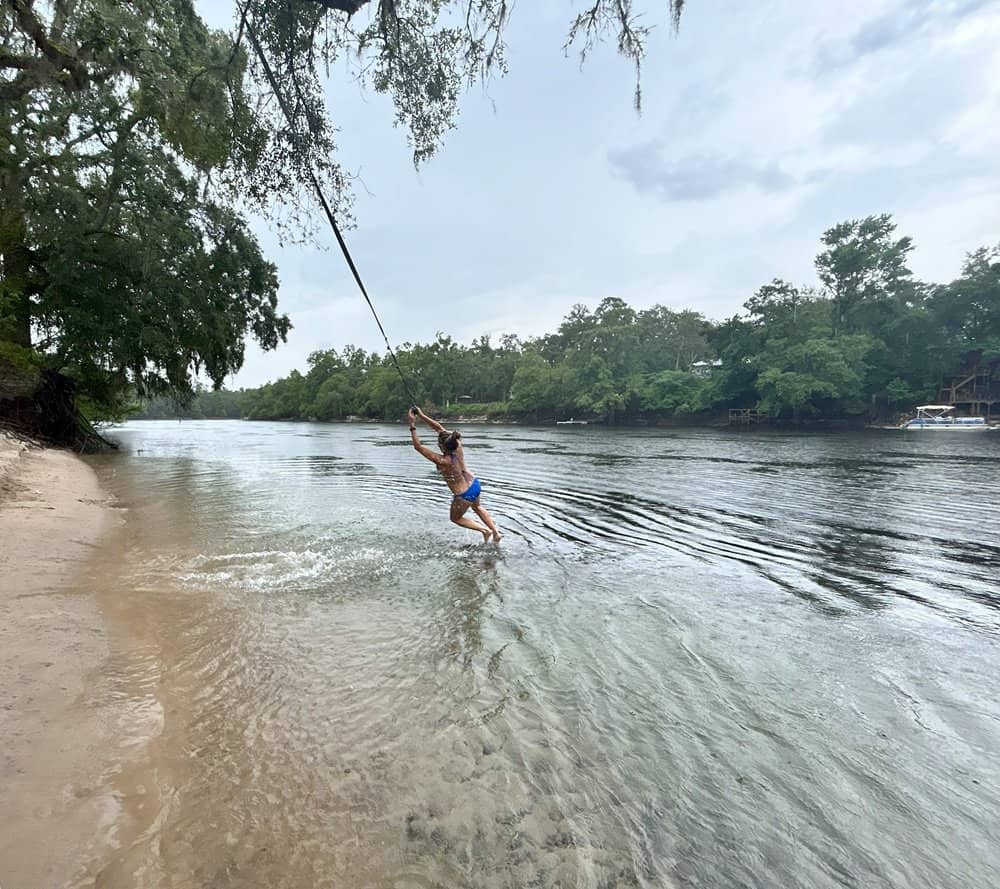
134, 215, 1000, 425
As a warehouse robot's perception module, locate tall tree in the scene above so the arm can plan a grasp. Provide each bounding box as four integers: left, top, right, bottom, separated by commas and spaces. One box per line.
933, 244, 1000, 359
636, 306, 709, 373
815, 214, 914, 336
1, 0, 291, 443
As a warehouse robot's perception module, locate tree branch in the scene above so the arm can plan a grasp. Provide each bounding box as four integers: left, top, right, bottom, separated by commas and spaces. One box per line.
7, 0, 88, 89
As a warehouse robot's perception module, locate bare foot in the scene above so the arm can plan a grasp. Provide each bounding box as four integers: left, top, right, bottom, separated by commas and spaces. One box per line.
491, 531, 503, 544
480, 528, 492, 543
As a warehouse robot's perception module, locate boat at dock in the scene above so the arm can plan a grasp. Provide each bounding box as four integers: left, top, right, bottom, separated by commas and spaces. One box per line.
903, 405, 992, 430
556, 418, 589, 425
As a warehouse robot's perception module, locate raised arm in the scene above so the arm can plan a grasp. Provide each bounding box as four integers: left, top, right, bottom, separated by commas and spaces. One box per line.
414, 406, 445, 433
409, 409, 445, 465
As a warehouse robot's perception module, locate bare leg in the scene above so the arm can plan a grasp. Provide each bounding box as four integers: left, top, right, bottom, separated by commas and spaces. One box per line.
472, 500, 502, 543
451, 499, 491, 542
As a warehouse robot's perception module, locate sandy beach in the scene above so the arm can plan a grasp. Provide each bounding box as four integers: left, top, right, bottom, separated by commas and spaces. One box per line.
0, 433, 122, 889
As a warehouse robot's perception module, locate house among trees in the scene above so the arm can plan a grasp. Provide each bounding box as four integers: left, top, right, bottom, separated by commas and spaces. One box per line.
938, 358, 1000, 420
691, 359, 723, 379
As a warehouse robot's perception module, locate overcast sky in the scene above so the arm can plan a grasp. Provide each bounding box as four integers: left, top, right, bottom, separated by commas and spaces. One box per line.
196, 0, 1000, 388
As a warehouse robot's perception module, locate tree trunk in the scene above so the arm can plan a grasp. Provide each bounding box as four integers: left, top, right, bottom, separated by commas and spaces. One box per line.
0, 163, 33, 348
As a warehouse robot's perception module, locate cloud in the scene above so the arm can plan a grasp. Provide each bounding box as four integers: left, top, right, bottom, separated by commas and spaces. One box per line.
813, 0, 994, 73
820, 51, 991, 150
607, 144, 808, 202
850, 2, 932, 56
816, 1, 999, 164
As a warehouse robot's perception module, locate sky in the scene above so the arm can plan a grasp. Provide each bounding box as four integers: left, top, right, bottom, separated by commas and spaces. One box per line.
196, 0, 1000, 388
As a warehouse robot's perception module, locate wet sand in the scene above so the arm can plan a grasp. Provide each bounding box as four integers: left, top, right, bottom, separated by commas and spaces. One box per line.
0, 434, 122, 889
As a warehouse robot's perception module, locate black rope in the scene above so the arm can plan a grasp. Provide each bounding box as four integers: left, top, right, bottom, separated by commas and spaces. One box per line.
242, 12, 419, 408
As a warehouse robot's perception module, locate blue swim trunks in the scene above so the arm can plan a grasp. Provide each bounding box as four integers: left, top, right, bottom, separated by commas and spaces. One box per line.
456, 478, 482, 502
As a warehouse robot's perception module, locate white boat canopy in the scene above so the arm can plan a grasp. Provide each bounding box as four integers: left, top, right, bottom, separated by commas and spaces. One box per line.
915, 405, 954, 411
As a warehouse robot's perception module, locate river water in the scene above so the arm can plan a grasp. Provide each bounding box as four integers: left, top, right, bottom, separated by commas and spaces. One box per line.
80, 420, 1000, 889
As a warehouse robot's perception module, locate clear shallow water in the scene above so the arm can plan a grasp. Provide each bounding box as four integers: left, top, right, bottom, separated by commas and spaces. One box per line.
83, 421, 1000, 888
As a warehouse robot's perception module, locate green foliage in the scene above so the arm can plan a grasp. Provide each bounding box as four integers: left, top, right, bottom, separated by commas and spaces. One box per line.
0, 340, 38, 373
755, 335, 874, 417
639, 370, 710, 415
1, 0, 292, 422
885, 377, 915, 409
510, 349, 573, 419
930, 245, 1000, 357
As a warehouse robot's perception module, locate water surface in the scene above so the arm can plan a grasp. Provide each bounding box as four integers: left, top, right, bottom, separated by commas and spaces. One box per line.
84, 421, 1000, 888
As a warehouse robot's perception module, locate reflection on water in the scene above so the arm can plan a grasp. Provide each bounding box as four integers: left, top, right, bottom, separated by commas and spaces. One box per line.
81, 421, 1000, 889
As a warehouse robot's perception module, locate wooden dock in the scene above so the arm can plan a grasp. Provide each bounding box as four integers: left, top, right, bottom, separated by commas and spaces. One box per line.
729, 408, 766, 425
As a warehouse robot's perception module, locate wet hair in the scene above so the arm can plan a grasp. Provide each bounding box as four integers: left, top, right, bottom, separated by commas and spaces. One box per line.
437, 429, 461, 452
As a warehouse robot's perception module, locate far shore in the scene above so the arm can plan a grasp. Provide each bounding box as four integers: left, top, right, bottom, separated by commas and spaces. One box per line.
0, 432, 124, 889
122, 414, 912, 431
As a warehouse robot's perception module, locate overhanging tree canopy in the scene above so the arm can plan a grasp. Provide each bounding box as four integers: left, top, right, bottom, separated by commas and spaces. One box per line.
1, 0, 291, 434
1, 0, 687, 445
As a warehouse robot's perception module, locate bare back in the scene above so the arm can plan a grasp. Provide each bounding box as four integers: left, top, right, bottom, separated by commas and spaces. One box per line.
437, 444, 474, 496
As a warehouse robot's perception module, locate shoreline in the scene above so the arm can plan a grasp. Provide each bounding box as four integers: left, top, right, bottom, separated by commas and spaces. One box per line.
0, 433, 124, 889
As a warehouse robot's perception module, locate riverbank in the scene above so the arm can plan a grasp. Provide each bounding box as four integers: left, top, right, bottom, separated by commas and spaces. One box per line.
0, 433, 123, 889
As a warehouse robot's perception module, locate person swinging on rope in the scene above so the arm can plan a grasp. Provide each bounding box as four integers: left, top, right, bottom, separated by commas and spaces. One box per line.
408, 406, 502, 544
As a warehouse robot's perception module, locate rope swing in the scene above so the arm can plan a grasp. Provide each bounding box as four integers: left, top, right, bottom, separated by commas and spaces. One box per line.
242, 12, 420, 408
